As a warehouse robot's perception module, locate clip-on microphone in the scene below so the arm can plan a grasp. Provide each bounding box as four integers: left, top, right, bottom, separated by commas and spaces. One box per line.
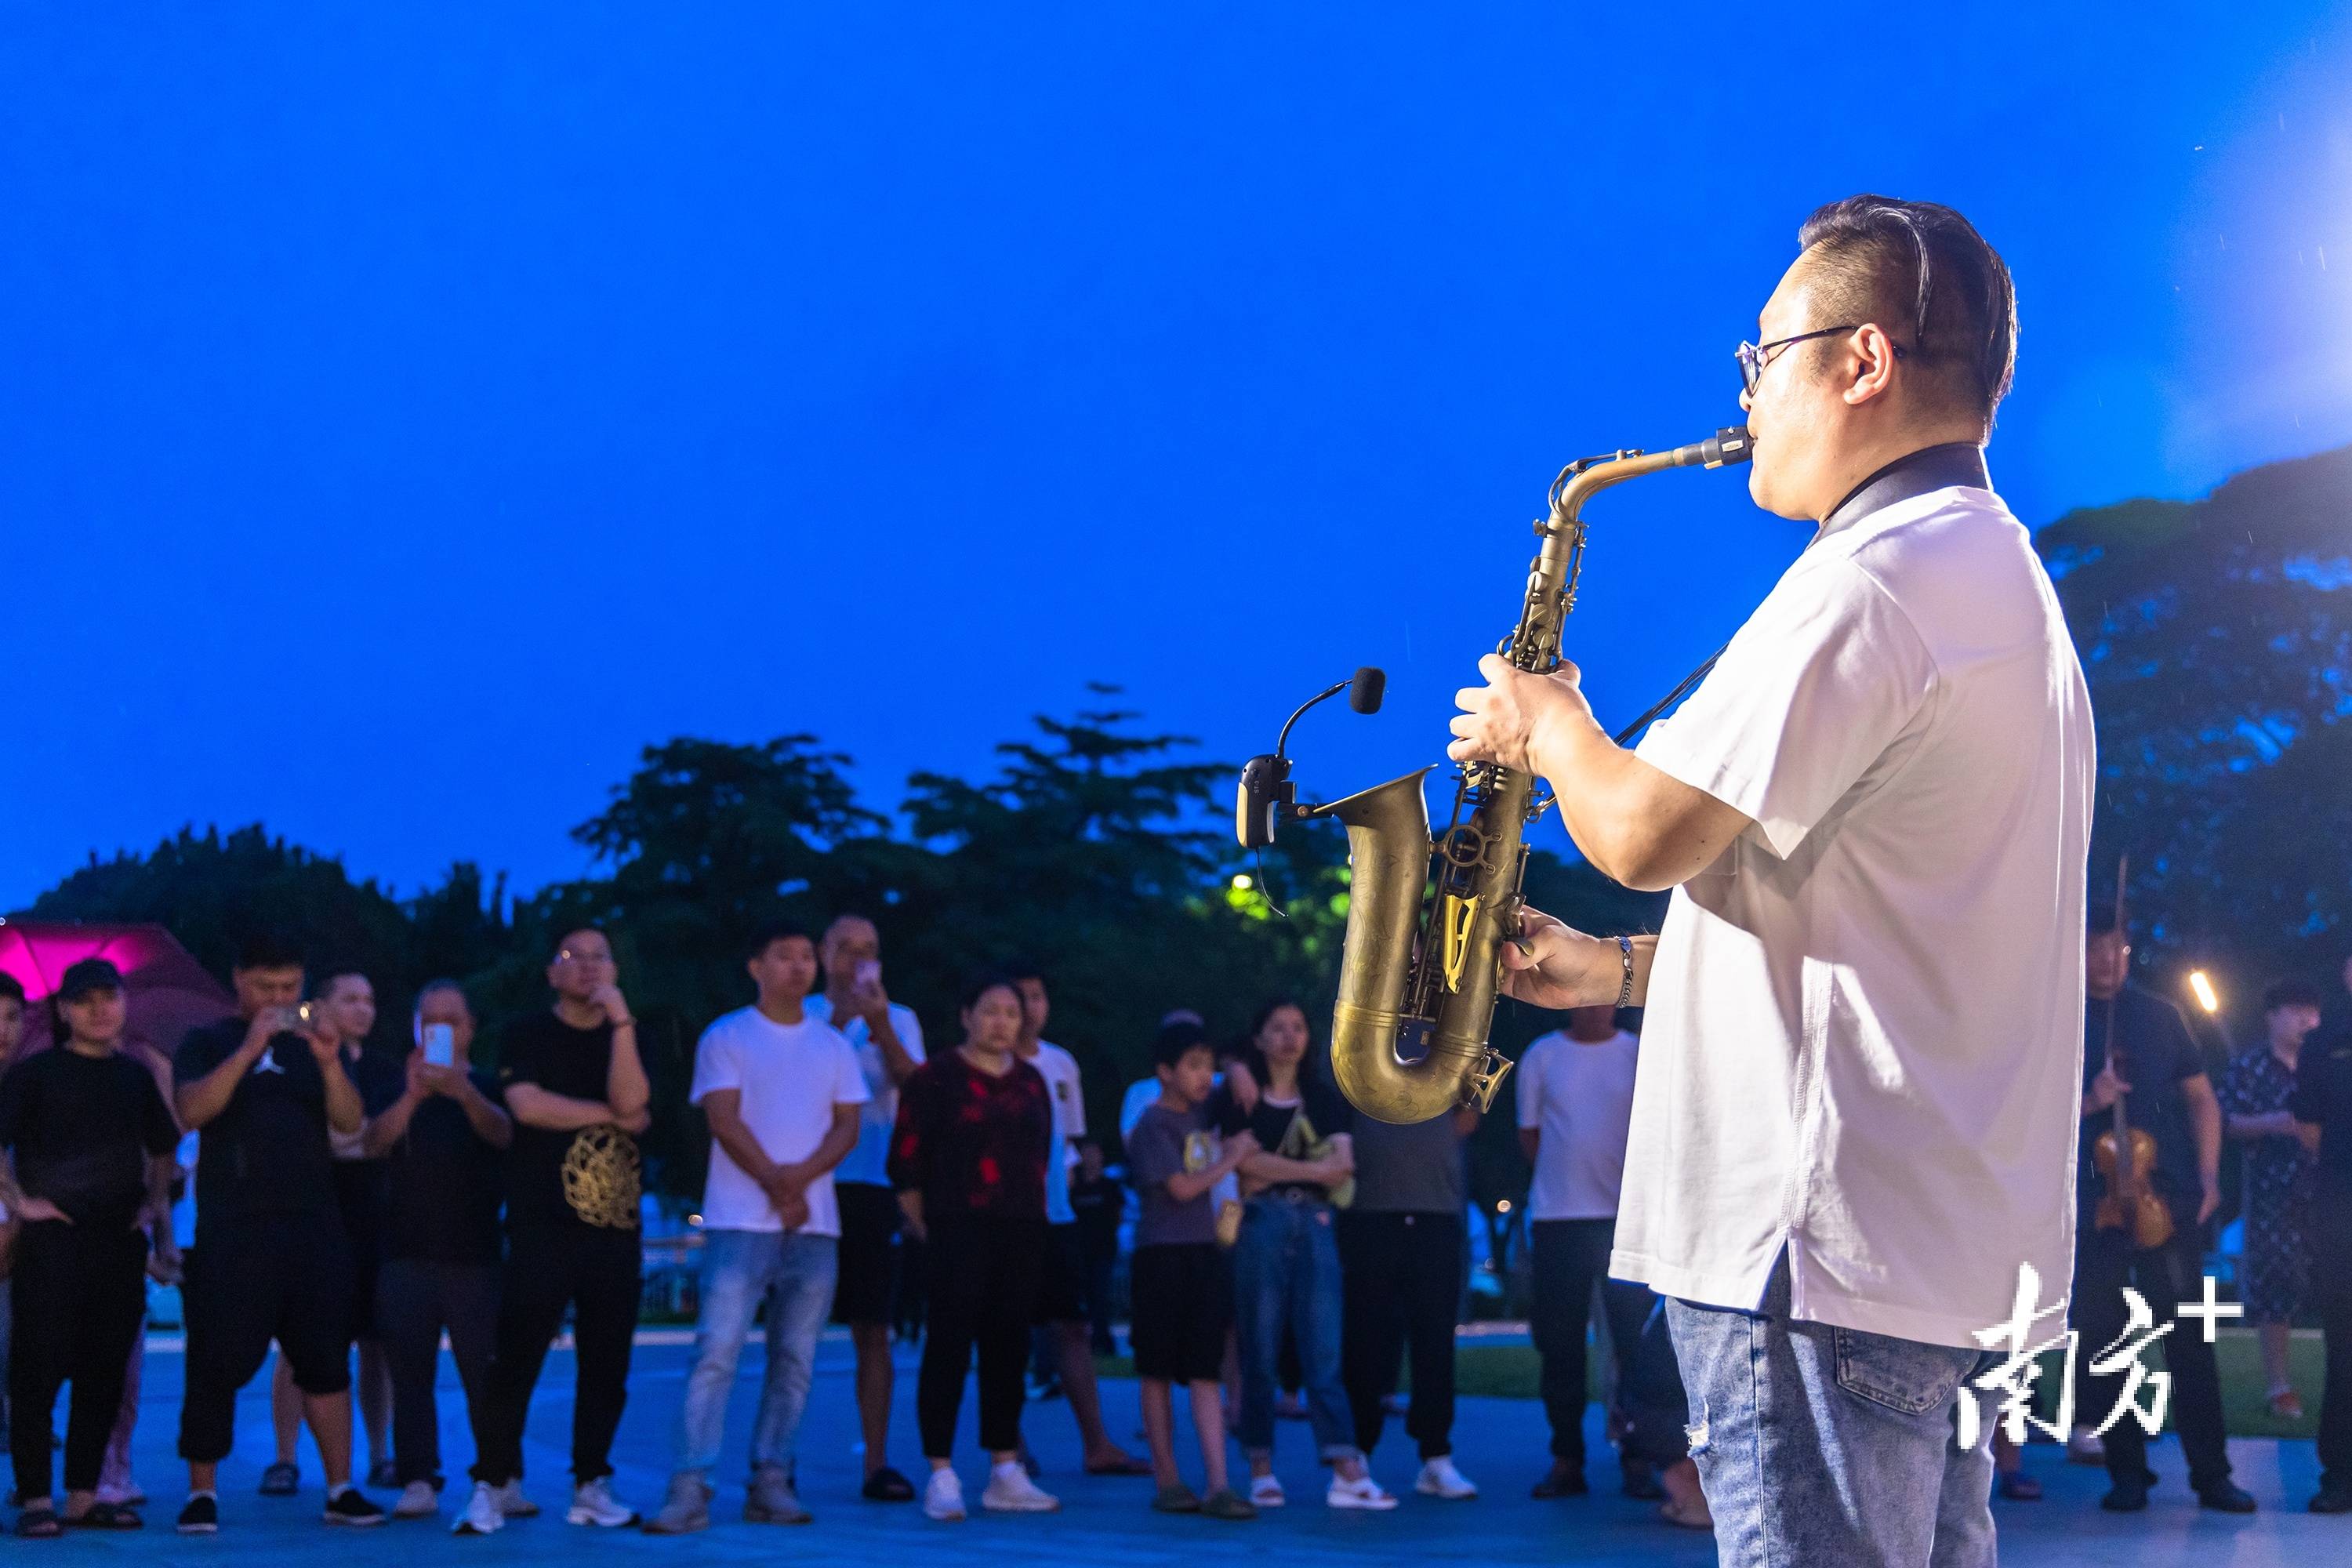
1236, 666, 1385, 849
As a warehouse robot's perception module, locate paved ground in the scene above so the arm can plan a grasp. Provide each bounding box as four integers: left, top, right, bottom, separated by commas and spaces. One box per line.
25, 1331, 2342, 1566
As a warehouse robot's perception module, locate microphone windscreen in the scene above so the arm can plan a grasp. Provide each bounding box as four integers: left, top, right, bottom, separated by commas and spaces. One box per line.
1348, 666, 1386, 714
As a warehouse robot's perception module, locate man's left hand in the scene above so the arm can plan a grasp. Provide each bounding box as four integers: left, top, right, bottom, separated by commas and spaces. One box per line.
1449, 654, 1597, 775
2198, 1182, 2220, 1225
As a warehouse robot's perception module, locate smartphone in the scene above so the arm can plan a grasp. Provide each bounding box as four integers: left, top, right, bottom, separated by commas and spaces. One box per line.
421, 1023, 456, 1068
855, 960, 881, 990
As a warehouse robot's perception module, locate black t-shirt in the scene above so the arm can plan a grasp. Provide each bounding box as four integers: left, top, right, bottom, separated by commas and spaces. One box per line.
2080, 985, 2208, 1208
385, 1068, 507, 1264
2292, 1027, 2352, 1191
1216, 1074, 1355, 1202
0, 1047, 179, 1232
1070, 1170, 1123, 1255
332, 1045, 408, 1219
174, 1016, 338, 1225
499, 1012, 641, 1231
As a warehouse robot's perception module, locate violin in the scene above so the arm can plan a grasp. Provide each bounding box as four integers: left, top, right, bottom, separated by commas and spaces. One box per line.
2090, 856, 2174, 1250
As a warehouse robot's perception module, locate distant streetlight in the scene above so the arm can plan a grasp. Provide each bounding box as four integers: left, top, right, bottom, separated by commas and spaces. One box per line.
2187, 971, 2221, 1014
1231, 873, 1253, 891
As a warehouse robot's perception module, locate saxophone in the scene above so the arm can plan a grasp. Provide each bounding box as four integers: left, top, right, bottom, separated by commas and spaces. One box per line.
1240, 428, 1751, 1124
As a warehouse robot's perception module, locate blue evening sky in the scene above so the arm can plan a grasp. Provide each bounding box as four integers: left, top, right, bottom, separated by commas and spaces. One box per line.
5, 5, 2350, 906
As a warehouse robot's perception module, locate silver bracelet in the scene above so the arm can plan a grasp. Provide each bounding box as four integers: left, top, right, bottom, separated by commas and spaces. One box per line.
1616, 935, 1635, 1010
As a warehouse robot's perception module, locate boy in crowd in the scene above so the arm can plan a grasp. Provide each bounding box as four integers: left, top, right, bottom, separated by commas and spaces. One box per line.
0, 960, 179, 1534
1009, 962, 1148, 1475
804, 915, 924, 1501
172, 935, 383, 1532
465, 927, 650, 1533
361, 982, 513, 1521
647, 924, 866, 1534
1126, 1019, 1258, 1520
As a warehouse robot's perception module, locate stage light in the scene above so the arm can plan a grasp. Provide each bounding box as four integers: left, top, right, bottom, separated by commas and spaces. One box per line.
2188, 971, 2220, 1014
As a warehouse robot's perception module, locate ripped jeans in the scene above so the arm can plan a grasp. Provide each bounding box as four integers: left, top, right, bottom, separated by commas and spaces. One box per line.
1665, 1255, 2002, 1568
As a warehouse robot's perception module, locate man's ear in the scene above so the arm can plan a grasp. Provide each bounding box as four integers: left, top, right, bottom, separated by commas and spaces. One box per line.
1841, 324, 1901, 408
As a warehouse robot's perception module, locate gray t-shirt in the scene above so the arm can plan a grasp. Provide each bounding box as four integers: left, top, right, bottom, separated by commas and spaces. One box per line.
1348, 1109, 1467, 1214
1127, 1101, 1221, 1247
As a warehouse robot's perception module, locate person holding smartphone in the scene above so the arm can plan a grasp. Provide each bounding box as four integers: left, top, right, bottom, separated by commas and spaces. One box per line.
361, 982, 511, 1524
805, 915, 925, 1501
170, 935, 383, 1532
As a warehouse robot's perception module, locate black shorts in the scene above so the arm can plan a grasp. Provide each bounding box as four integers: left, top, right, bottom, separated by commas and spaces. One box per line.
832, 1182, 901, 1327
1129, 1242, 1232, 1384
187, 1214, 355, 1396
1033, 1222, 1086, 1325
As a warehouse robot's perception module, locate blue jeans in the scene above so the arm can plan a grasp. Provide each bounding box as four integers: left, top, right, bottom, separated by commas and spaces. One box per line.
1666, 1254, 2000, 1568
1234, 1195, 1359, 1464
672, 1229, 838, 1481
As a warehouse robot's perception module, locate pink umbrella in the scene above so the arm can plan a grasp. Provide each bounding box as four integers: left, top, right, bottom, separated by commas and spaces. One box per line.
0, 920, 234, 1068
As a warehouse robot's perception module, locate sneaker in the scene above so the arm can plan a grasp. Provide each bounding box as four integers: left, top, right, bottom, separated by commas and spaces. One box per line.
1415, 1457, 1479, 1501
491, 1480, 538, 1518
922, 1468, 966, 1522
980, 1461, 1060, 1513
259, 1462, 299, 1497
641, 1473, 711, 1536
452, 1482, 504, 1537
1247, 1473, 1286, 1508
742, 1465, 810, 1525
176, 1494, 219, 1534
2195, 1481, 2258, 1514
1200, 1486, 1258, 1521
392, 1481, 440, 1519
564, 1478, 639, 1528
1327, 1473, 1398, 1511
2066, 1426, 2105, 1465
367, 1459, 399, 1491
323, 1486, 387, 1526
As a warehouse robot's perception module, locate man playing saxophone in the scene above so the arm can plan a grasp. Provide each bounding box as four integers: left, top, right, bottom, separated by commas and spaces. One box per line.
1449, 196, 2092, 1568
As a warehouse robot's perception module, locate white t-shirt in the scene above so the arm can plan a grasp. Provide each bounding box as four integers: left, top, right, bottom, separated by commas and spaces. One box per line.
804, 993, 924, 1187
1615, 484, 2093, 1350
690, 1006, 869, 1236
1516, 1029, 1639, 1221
1025, 1040, 1087, 1226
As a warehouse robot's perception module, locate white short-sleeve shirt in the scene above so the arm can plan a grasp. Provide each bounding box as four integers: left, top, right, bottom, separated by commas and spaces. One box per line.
805, 993, 924, 1187
690, 1006, 870, 1236
1517, 1029, 1640, 1221
1026, 1040, 1086, 1225
1615, 481, 2093, 1349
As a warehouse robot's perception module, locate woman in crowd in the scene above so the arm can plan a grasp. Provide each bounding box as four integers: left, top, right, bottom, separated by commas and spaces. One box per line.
2221, 977, 2328, 1418
0, 960, 180, 1534
887, 974, 1059, 1523
1219, 1000, 1395, 1510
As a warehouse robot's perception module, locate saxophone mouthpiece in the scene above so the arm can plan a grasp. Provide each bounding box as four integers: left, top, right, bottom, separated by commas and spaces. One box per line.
1697, 426, 1753, 468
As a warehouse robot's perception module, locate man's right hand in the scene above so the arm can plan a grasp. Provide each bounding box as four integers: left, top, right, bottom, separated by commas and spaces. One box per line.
243, 1008, 293, 1058
1498, 907, 1613, 1010
2082, 1060, 2132, 1116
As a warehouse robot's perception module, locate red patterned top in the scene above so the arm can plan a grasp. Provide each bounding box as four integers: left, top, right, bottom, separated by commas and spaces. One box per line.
887, 1049, 1051, 1218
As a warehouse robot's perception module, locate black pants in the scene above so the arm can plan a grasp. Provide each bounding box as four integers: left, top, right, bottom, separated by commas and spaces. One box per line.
1530, 1218, 1654, 1465
9, 1222, 147, 1501
1081, 1239, 1118, 1356
2314, 1205, 2352, 1491
179, 1214, 354, 1464
1620, 1299, 1692, 1470
379, 1258, 499, 1488
2071, 1219, 2232, 1490
1338, 1210, 1463, 1459
473, 1221, 639, 1485
918, 1215, 1043, 1457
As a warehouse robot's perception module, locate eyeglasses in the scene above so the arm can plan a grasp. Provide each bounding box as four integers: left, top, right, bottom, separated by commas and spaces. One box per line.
1734, 325, 1907, 397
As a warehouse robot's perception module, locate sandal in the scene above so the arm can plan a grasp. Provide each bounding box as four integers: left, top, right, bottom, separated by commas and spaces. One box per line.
66, 1502, 143, 1529
1660, 1494, 1713, 1531
1083, 1453, 1153, 1476
16, 1506, 62, 1538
